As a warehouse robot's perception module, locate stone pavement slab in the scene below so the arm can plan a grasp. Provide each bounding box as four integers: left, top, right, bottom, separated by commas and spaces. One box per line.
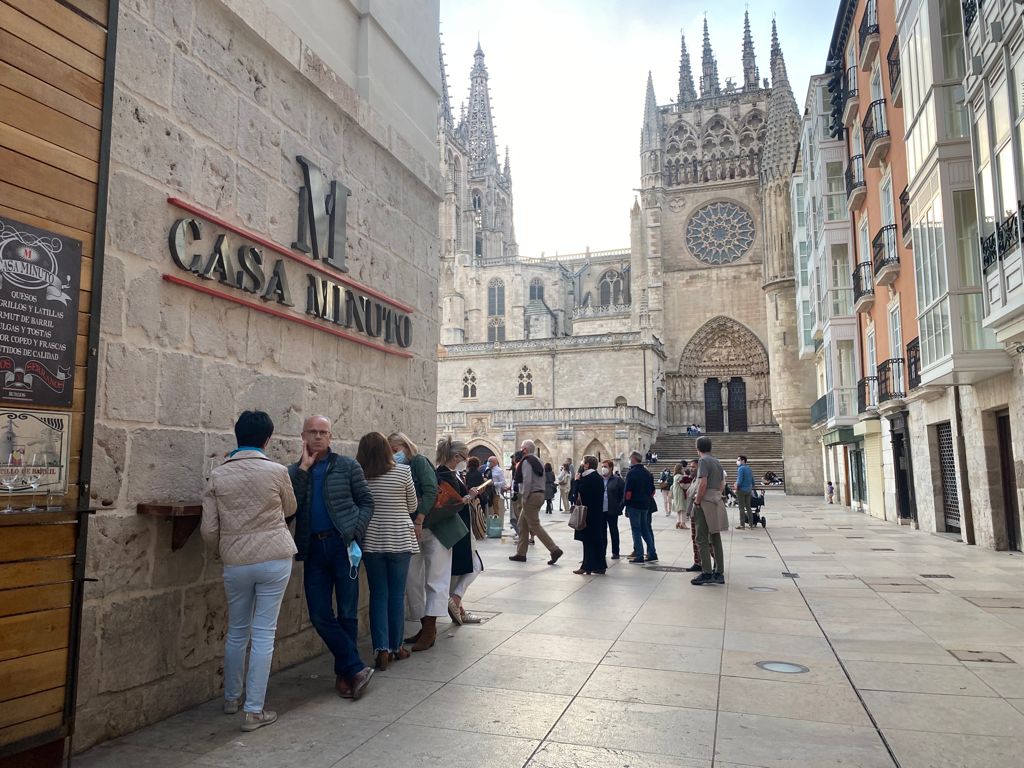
73, 494, 1024, 767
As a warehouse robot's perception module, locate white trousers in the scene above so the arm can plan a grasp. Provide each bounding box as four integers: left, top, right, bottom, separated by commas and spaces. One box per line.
405, 528, 452, 619
451, 546, 483, 599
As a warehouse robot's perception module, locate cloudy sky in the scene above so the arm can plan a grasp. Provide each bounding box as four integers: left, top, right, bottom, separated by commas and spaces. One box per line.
440, 0, 837, 257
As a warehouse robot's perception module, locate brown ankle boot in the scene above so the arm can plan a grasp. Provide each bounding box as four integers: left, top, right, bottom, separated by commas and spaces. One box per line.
411, 616, 436, 651
403, 619, 424, 645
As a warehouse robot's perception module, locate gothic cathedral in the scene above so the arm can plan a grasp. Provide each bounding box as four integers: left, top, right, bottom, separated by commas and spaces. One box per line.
437, 15, 821, 494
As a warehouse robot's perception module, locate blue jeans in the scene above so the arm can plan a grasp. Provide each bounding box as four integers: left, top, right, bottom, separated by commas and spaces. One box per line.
363, 552, 412, 653
626, 507, 657, 559
222, 558, 292, 713
303, 534, 365, 679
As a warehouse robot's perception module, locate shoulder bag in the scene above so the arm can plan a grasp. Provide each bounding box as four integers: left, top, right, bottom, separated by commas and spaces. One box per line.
567, 503, 588, 530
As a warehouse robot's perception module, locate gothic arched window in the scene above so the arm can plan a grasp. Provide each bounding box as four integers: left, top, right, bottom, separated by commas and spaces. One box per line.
487, 279, 505, 342
600, 271, 623, 306
462, 369, 477, 399
529, 278, 544, 301
517, 365, 533, 396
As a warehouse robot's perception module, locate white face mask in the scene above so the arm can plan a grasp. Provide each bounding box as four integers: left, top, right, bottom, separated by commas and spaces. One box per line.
736, 460, 742, 466
599, 467, 610, 477
455, 461, 468, 473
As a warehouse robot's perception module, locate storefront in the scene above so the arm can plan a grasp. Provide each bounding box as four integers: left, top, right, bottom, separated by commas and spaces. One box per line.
1, 0, 442, 760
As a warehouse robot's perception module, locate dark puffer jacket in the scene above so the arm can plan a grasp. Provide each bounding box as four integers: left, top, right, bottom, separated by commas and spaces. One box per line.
288, 450, 374, 561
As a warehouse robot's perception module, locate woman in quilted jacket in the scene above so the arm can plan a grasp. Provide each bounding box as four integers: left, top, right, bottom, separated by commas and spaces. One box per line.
201, 410, 297, 732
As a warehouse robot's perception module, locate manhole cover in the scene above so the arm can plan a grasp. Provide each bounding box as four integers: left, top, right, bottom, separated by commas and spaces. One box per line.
749, 586, 777, 592
644, 565, 689, 573
966, 596, 1024, 609
781, 572, 799, 578
920, 574, 954, 579
949, 649, 1015, 663
756, 661, 809, 674
826, 574, 858, 580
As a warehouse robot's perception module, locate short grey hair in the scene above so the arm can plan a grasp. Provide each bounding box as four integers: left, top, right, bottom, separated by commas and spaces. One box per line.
520, 439, 536, 454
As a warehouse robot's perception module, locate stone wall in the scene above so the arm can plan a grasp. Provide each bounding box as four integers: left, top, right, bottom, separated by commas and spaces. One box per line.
78, 0, 441, 749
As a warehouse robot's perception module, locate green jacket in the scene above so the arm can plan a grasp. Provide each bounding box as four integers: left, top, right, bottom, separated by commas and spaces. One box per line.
409, 453, 438, 519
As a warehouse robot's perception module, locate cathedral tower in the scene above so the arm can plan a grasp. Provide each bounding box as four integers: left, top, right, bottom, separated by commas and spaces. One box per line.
759, 20, 823, 494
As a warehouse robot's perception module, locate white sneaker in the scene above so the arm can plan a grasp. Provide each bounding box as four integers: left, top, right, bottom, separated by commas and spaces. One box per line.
241, 710, 277, 731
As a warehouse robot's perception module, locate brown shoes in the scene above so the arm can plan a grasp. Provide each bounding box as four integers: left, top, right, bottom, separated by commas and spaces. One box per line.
508, 554, 527, 562
335, 676, 353, 698
374, 650, 390, 671
548, 548, 564, 565
391, 646, 411, 661
411, 616, 437, 651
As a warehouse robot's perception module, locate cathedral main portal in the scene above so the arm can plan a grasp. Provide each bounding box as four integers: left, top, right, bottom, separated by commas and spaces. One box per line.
667, 316, 773, 433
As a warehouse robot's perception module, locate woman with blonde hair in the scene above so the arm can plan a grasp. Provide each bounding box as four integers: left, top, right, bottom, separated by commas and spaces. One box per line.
387, 432, 441, 651
672, 462, 689, 530
357, 432, 418, 670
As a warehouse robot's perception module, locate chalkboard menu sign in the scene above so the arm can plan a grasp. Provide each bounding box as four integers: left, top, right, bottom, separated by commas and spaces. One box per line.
0, 216, 81, 408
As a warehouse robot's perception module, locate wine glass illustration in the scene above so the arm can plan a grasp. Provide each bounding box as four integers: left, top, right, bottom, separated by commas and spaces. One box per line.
23, 470, 41, 512
2, 454, 20, 513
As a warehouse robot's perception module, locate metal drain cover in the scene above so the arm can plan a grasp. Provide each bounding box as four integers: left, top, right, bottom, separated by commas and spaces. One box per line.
781, 572, 800, 578
871, 548, 896, 551
756, 660, 809, 674
919, 574, 954, 579
749, 586, 778, 592
643, 565, 689, 573
825, 574, 858, 580
745, 555, 766, 559
966, 596, 1024, 609
949, 649, 1015, 663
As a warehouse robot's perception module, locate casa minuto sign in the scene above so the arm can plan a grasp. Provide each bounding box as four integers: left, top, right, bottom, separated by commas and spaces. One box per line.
165, 156, 414, 356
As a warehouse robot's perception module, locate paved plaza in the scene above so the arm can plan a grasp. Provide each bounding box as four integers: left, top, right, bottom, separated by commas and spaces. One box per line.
74, 495, 1024, 768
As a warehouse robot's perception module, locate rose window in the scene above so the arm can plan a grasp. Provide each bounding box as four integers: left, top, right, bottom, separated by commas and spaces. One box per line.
685, 201, 755, 265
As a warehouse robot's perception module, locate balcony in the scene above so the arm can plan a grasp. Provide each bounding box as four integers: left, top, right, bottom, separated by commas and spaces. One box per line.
872, 224, 900, 285
877, 358, 906, 403
811, 394, 829, 427
853, 261, 875, 312
887, 37, 902, 107
846, 155, 867, 210
857, 376, 879, 414
996, 206, 1022, 257
859, 0, 880, 71
962, 1, 979, 35
843, 66, 860, 126
899, 186, 912, 248
906, 337, 921, 391
863, 99, 891, 167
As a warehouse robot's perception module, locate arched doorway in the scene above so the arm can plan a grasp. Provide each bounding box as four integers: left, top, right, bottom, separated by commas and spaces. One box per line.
667, 316, 771, 432
469, 444, 496, 465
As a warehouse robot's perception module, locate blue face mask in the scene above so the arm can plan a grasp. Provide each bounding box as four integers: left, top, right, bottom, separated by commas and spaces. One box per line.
348, 540, 362, 579
393, 451, 406, 465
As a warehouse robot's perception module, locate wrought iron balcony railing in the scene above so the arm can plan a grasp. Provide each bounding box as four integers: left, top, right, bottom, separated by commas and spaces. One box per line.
906, 337, 921, 391
872, 224, 899, 276
863, 99, 890, 156
859, 0, 879, 55
962, 1, 979, 35
846, 155, 866, 198
900, 186, 912, 245
853, 261, 874, 305
811, 394, 829, 426
996, 206, 1022, 256
877, 357, 906, 403
887, 37, 901, 92
857, 376, 879, 413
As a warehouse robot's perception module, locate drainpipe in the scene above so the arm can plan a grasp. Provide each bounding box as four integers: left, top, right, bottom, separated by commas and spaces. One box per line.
643, 347, 649, 412
954, 386, 975, 545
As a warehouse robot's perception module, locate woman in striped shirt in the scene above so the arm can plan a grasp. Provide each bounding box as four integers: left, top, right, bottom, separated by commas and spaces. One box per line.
356, 432, 419, 671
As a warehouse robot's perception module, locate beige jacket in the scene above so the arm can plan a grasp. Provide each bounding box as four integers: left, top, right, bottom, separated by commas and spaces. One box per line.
201, 450, 298, 565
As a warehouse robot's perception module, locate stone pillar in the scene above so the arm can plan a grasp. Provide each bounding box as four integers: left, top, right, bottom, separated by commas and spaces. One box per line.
721, 380, 730, 432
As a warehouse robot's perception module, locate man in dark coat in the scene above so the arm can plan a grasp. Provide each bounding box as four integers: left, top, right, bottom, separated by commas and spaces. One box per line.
289, 415, 375, 700
600, 459, 625, 559
623, 451, 658, 563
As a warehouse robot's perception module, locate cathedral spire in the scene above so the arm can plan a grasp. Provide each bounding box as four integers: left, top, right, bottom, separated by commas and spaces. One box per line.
641, 71, 661, 152
700, 17, 720, 98
466, 43, 498, 172
742, 10, 759, 91
439, 43, 453, 131
678, 33, 697, 104
503, 146, 511, 181
761, 19, 800, 182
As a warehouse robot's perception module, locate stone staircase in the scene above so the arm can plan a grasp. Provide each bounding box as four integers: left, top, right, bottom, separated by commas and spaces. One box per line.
647, 432, 785, 487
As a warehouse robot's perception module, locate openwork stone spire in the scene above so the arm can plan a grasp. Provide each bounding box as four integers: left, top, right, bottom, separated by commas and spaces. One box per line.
678, 33, 697, 104
439, 43, 453, 131
700, 18, 720, 98
466, 43, 498, 172
641, 71, 661, 152
742, 10, 759, 91
761, 19, 801, 182
503, 146, 511, 181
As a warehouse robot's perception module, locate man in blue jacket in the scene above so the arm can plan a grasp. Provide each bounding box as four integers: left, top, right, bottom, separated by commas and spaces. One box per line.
734, 454, 755, 530
289, 415, 375, 700
623, 451, 658, 563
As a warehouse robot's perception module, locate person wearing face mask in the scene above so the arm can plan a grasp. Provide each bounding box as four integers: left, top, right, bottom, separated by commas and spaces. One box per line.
734, 455, 755, 529
449, 455, 485, 625
671, 463, 688, 530
572, 455, 607, 574
387, 433, 441, 653
600, 459, 625, 559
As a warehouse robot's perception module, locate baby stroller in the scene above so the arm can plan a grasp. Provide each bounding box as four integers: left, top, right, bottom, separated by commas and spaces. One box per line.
750, 489, 767, 528
722, 484, 737, 507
